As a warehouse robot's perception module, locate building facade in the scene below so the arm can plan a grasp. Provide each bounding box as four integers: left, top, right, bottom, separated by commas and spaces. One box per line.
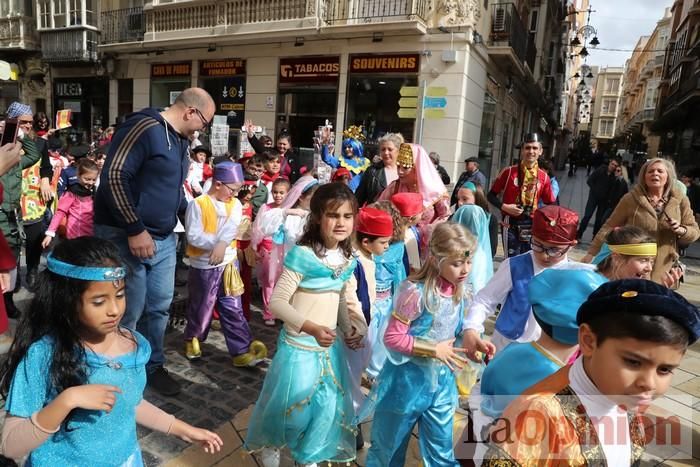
589, 66, 623, 152
616, 8, 671, 159
654, 0, 700, 172
1, 1, 571, 184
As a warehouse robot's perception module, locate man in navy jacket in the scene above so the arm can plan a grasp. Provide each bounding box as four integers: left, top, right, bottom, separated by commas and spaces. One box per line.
94, 88, 216, 396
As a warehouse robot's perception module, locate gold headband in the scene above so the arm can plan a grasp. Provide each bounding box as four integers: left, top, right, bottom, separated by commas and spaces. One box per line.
397, 143, 414, 169
609, 243, 657, 256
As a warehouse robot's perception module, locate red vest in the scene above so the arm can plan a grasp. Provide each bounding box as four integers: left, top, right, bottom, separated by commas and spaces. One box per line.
490, 165, 555, 215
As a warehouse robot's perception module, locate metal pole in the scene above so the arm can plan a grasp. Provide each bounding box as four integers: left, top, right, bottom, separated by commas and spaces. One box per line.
416, 79, 426, 144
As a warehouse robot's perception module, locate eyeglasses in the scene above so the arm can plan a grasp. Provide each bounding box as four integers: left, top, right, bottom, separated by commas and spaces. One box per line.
222, 183, 240, 196
530, 239, 570, 258
18, 119, 33, 125
190, 107, 210, 131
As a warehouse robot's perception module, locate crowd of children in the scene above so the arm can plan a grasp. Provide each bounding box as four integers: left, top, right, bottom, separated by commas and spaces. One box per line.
1, 109, 699, 467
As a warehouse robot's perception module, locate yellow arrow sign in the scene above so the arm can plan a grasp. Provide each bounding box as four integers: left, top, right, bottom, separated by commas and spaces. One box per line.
424, 108, 446, 119
399, 86, 419, 97
397, 108, 418, 119
426, 86, 448, 97
398, 97, 418, 108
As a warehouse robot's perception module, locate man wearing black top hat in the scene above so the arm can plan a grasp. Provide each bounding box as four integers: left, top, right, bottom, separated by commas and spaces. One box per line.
487, 133, 556, 257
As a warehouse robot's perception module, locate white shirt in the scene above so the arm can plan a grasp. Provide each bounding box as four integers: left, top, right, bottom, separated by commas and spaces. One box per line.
569, 358, 632, 466
464, 251, 595, 348
255, 207, 309, 254
185, 194, 242, 269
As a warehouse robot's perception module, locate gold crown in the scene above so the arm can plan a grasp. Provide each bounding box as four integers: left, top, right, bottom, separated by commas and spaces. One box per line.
342, 125, 366, 142
397, 143, 414, 169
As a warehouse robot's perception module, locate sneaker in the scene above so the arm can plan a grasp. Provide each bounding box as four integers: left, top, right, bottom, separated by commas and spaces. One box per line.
0, 333, 13, 354
184, 337, 201, 360
232, 340, 268, 367
264, 319, 276, 326
210, 319, 222, 331
147, 366, 181, 397
260, 447, 280, 467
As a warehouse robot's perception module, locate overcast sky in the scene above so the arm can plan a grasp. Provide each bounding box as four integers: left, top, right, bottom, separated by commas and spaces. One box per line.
583, 0, 674, 68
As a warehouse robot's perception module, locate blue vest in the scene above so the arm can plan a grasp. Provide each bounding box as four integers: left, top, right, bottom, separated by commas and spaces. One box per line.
353, 260, 371, 324
494, 253, 535, 340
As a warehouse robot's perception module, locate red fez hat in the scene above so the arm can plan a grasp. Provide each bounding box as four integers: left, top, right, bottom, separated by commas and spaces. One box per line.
240, 151, 255, 161
332, 167, 352, 181
391, 192, 423, 217
357, 207, 393, 237
532, 205, 579, 245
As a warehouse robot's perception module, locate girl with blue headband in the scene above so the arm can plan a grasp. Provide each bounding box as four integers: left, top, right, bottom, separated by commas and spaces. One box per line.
0, 237, 222, 465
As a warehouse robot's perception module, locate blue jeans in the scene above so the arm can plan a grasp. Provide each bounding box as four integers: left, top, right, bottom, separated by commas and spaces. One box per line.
94, 224, 176, 372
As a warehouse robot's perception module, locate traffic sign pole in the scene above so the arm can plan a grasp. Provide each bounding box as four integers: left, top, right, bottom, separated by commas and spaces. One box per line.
416, 80, 426, 145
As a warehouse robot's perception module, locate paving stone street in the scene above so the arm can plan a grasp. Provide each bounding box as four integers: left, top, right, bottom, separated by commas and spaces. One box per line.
2, 169, 700, 466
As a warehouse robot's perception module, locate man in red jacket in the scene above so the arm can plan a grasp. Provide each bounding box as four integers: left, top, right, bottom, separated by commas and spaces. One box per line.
487, 133, 556, 257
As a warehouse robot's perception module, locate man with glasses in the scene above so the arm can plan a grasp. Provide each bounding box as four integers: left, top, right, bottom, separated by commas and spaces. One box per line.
463, 205, 588, 356
487, 133, 557, 257
577, 156, 622, 240
94, 87, 216, 396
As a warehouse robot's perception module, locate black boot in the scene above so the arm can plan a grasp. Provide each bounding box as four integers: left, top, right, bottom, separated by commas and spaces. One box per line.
4, 293, 19, 319
355, 425, 365, 450
26, 269, 38, 292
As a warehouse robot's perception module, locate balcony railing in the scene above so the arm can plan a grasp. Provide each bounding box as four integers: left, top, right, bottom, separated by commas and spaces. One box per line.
144, 0, 312, 34
489, 3, 531, 69
0, 15, 39, 50
324, 0, 430, 24
41, 29, 99, 63
101, 7, 145, 44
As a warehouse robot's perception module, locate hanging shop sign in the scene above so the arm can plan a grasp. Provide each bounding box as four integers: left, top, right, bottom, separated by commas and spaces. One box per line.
279, 56, 340, 84
349, 53, 420, 73
199, 59, 246, 77
151, 62, 191, 78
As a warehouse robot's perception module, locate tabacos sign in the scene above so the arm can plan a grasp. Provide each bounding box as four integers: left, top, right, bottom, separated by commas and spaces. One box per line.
279, 56, 340, 84
349, 53, 420, 73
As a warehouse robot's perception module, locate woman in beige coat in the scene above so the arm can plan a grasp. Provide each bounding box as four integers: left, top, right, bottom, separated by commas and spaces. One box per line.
582, 158, 699, 285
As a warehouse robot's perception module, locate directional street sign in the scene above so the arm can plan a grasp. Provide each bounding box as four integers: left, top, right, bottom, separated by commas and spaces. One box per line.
423, 96, 447, 109
397, 108, 418, 119
399, 86, 419, 97
426, 86, 448, 97
398, 97, 418, 108
424, 109, 446, 119
398, 85, 419, 119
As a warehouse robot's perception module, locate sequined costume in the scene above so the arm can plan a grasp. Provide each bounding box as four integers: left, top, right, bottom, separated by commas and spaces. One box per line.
245, 245, 358, 464
5, 331, 151, 466
362, 280, 466, 467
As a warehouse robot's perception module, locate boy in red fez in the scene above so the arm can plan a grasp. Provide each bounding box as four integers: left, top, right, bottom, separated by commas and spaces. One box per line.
391, 192, 423, 273
463, 205, 586, 356
345, 206, 394, 449
332, 167, 352, 185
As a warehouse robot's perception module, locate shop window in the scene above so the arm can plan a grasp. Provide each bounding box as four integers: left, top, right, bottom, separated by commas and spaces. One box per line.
118, 79, 133, 119
345, 76, 417, 150
477, 93, 497, 183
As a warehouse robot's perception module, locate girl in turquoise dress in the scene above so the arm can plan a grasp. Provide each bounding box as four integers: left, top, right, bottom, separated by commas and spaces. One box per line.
362, 222, 475, 467
245, 183, 361, 467
0, 237, 221, 466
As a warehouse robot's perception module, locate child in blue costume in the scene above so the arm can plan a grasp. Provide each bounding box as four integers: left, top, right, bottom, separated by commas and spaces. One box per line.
365, 200, 409, 380
463, 205, 585, 357
363, 222, 475, 467
476, 269, 606, 451
0, 238, 222, 466
321, 125, 370, 192
245, 183, 361, 467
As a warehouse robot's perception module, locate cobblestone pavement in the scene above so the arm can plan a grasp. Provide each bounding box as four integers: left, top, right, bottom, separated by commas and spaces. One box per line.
2, 169, 700, 466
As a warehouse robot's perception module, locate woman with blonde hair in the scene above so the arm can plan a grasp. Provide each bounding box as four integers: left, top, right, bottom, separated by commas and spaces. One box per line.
583, 157, 699, 285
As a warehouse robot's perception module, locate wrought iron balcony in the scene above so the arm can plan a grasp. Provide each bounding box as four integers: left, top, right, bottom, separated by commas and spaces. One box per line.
101, 7, 145, 44
40, 29, 99, 63
324, 0, 430, 24
488, 3, 537, 74
0, 15, 40, 50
